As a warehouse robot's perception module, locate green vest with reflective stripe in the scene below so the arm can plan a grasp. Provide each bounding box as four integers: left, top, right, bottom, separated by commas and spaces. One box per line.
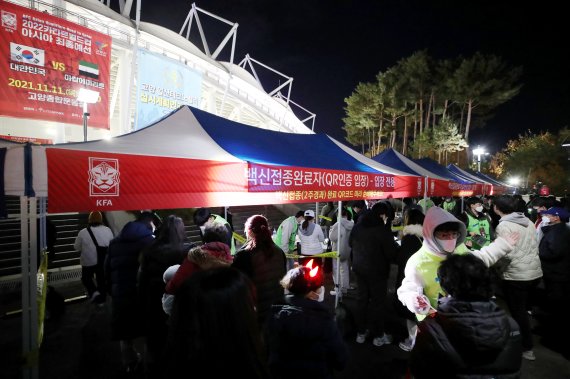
465, 213, 491, 250
413, 245, 469, 320
273, 216, 298, 252
212, 214, 236, 254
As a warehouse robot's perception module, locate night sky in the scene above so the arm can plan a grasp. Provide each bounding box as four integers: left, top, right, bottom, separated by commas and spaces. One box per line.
131, 0, 568, 155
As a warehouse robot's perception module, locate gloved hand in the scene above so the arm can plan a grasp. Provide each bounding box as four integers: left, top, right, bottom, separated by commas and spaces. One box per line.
412, 294, 431, 315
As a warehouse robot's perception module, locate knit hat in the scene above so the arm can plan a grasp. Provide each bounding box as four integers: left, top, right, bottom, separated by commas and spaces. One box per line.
88, 211, 103, 224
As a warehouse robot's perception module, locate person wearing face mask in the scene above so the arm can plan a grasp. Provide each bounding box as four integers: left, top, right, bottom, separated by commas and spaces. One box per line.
492, 195, 543, 361
265, 260, 347, 379
463, 196, 494, 249
537, 206, 570, 358
441, 196, 457, 213
397, 207, 519, 324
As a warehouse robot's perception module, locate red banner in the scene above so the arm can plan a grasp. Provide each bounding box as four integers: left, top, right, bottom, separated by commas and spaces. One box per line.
0, 2, 111, 128
46, 149, 248, 212
0, 133, 52, 144
247, 163, 422, 201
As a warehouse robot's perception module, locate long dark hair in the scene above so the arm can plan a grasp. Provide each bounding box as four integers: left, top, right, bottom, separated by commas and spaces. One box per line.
155, 215, 186, 247
167, 267, 268, 378
244, 214, 274, 252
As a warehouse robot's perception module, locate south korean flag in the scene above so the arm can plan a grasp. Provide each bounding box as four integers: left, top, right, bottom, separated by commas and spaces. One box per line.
10, 42, 45, 67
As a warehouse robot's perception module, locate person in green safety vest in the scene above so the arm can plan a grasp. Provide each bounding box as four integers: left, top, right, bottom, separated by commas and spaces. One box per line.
463, 196, 494, 250
193, 208, 236, 254
397, 206, 519, 350
441, 196, 457, 214
273, 210, 305, 269
417, 197, 435, 213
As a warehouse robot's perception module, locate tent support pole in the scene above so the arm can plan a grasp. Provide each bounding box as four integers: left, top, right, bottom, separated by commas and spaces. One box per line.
334, 200, 342, 308
21, 196, 38, 379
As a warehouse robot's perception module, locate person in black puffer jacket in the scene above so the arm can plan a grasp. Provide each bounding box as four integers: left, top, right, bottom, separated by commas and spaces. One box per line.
411, 254, 522, 379
265, 263, 347, 379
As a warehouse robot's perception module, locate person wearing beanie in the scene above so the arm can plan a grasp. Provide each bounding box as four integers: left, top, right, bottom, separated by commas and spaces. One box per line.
265, 261, 347, 379
74, 211, 114, 304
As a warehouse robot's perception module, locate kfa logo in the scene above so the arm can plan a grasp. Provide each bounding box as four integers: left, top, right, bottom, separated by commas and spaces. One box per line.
89, 157, 120, 197
430, 180, 435, 193
1, 10, 17, 31
417, 178, 422, 195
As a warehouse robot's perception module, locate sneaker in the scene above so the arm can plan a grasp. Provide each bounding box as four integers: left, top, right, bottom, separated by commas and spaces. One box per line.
522, 350, 536, 361
372, 334, 393, 347
356, 330, 369, 344
398, 338, 414, 352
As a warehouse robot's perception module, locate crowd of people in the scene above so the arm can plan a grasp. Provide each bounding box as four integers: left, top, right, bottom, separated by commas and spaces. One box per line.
72, 193, 570, 378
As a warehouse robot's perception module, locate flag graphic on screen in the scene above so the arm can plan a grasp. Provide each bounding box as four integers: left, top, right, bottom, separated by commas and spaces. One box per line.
10, 42, 45, 66
78, 60, 99, 79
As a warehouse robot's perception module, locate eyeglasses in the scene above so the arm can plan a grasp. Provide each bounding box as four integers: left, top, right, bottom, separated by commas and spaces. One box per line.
434, 231, 460, 240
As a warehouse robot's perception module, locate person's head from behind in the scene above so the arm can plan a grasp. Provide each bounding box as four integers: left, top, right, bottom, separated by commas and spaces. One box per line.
156, 215, 186, 245
371, 201, 391, 224
193, 207, 212, 227
351, 200, 366, 212
280, 259, 324, 300
404, 208, 425, 227
493, 195, 517, 216
301, 209, 315, 230
244, 214, 272, 249
137, 211, 156, 231
169, 267, 264, 374
88, 211, 103, 226
340, 206, 352, 221
438, 254, 493, 301
202, 222, 230, 244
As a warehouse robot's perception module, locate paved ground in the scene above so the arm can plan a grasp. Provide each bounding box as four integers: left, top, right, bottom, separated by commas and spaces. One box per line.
1, 268, 570, 379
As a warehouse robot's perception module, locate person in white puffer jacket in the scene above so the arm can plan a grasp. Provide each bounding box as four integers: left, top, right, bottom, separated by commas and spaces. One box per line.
297, 209, 325, 268
492, 195, 543, 361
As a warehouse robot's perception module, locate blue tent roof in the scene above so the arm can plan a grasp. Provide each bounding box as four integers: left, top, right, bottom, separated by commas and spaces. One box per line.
413, 158, 474, 184
192, 106, 384, 173
447, 164, 488, 184
467, 170, 510, 188
371, 148, 447, 178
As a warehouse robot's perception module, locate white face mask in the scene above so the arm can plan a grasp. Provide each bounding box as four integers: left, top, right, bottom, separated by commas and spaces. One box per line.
199, 225, 206, 234
436, 238, 457, 253
541, 216, 550, 225
475, 206, 484, 213
317, 286, 325, 302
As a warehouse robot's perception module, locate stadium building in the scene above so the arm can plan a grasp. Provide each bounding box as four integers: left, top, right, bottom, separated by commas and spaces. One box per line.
0, 0, 316, 144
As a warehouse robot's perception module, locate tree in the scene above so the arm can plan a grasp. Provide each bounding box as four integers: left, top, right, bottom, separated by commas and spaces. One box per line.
450, 53, 522, 142
489, 129, 570, 195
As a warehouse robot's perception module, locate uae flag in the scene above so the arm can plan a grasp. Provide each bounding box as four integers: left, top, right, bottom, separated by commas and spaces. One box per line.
78, 60, 99, 79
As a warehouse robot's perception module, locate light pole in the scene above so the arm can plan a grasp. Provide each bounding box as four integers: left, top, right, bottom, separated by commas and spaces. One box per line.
76, 88, 99, 142
473, 147, 485, 172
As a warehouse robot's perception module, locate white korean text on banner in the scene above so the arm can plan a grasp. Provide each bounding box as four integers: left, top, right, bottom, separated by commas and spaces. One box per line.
135, 49, 202, 130
0, 2, 112, 128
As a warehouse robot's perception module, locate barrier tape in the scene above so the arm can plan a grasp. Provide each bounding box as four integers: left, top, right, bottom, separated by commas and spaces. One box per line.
232, 232, 246, 244
285, 251, 339, 259
318, 215, 333, 221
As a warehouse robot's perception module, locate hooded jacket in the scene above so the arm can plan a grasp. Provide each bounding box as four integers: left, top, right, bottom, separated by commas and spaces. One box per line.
329, 217, 354, 261
165, 241, 233, 294
411, 299, 522, 378
397, 207, 515, 315
298, 221, 325, 256
495, 212, 542, 281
